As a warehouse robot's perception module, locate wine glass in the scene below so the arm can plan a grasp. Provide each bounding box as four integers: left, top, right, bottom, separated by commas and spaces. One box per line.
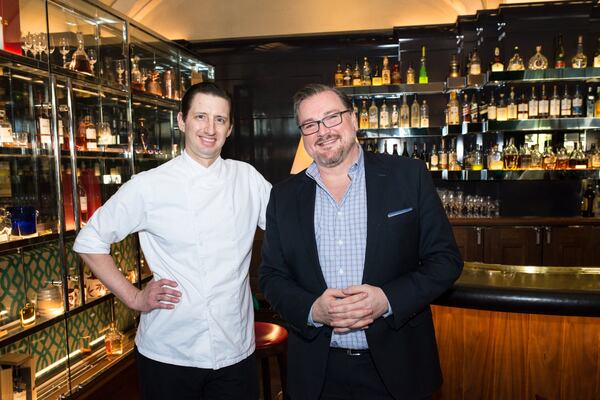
59, 38, 70, 67
48, 34, 56, 57
115, 60, 125, 85
37, 33, 48, 60
88, 49, 97, 74
21, 32, 32, 56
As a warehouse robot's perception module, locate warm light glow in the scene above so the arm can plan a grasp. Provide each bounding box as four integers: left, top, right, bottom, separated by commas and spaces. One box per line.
290, 136, 313, 174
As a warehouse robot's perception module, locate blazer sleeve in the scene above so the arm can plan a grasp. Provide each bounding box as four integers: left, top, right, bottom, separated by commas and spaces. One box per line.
258, 189, 324, 340
382, 161, 463, 329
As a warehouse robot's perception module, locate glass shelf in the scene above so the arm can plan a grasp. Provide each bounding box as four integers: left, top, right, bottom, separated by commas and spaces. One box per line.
430, 168, 600, 181
487, 68, 600, 84
358, 127, 443, 138
487, 118, 600, 132
338, 82, 446, 97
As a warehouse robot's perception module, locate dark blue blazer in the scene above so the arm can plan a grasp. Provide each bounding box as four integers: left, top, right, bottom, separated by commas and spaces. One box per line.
259, 151, 463, 400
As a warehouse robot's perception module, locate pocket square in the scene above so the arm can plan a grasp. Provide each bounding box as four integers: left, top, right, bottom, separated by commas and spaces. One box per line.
387, 207, 413, 218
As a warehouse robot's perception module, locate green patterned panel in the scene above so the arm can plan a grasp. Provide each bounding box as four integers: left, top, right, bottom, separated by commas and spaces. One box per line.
64, 239, 78, 272
67, 301, 112, 353
0, 251, 25, 320
111, 234, 138, 273
22, 242, 62, 298
30, 321, 68, 373
114, 298, 137, 333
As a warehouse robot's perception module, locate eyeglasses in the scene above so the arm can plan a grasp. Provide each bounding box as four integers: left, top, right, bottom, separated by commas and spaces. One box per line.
298, 109, 352, 136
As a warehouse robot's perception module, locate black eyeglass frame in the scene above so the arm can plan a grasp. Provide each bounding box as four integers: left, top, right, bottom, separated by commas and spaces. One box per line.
298, 109, 352, 136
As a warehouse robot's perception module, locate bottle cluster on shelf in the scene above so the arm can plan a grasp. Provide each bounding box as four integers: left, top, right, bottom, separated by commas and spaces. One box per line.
361, 136, 600, 171
335, 34, 600, 87
356, 95, 429, 129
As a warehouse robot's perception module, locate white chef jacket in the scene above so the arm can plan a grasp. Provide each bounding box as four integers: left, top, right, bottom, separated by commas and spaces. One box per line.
73, 150, 272, 369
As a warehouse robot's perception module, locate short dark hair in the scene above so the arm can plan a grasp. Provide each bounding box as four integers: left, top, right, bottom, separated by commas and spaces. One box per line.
180, 82, 232, 120
292, 84, 352, 125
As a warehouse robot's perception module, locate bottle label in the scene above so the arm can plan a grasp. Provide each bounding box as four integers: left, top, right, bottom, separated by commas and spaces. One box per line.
488, 105, 497, 120
85, 128, 96, 139
58, 120, 65, 145
80, 196, 88, 212
0, 126, 12, 143
469, 64, 481, 75
550, 100, 560, 116
39, 117, 51, 136
539, 100, 549, 114
595, 55, 600, 68
528, 101, 538, 117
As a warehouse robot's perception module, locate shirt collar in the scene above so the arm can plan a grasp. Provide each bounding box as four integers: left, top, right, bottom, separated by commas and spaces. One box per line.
182, 149, 224, 178
306, 144, 363, 182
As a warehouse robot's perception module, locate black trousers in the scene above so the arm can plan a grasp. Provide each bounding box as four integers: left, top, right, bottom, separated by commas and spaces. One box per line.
318, 348, 433, 400
136, 348, 259, 400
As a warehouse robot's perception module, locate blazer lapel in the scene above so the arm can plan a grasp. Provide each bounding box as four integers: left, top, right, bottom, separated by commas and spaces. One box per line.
296, 175, 328, 290
363, 153, 389, 283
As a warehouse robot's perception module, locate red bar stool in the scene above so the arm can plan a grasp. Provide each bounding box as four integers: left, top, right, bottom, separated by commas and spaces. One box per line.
254, 321, 288, 400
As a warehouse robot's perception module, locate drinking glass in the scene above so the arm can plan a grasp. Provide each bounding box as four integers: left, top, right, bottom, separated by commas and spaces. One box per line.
59, 37, 70, 67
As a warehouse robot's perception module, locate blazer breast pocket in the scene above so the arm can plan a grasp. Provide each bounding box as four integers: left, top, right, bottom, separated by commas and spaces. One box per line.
386, 207, 414, 225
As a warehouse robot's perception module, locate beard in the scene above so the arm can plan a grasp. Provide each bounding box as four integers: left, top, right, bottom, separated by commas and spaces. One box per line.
312, 134, 355, 168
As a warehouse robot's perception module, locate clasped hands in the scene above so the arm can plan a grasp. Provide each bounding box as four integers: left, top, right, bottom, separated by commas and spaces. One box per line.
311, 284, 389, 333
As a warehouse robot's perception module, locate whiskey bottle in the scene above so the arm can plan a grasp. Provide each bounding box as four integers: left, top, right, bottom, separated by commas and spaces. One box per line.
352, 98, 359, 126
36, 100, 52, 150
507, 46, 525, 71
469, 48, 481, 75
530, 145, 543, 169
517, 93, 529, 120
479, 96, 488, 122
496, 92, 508, 121
538, 84, 550, 118
334, 63, 344, 87
359, 100, 369, 130
419, 46, 428, 84
594, 37, 600, 68
488, 93, 497, 121
595, 87, 600, 117
352, 60, 362, 86
507, 87, 518, 121
406, 63, 415, 84
589, 143, 600, 168
401, 140, 410, 157
447, 91, 460, 125
430, 143, 439, 170
549, 85, 561, 118
542, 143, 557, 170
555, 146, 569, 169
77, 115, 97, 151
470, 94, 479, 123
410, 96, 420, 128
77, 173, 88, 223
490, 47, 504, 72
343, 64, 353, 86
105, 322, 124, 356
381, 56, 391, 85
569, 142, 587, 169
528, 45, 548, 70
372, 65, 382, 86
411, 142, 420, 159
382, 141, 389, 155
421, 143, 429, 169
391, 104, 399, 128
400, 95, 410, 128
554, 34, 566, 69
528, 86, 539, 119
379, 99, 390, 128
448, 137, 460, 171
519, 145, 532, 169
449, 54, 460, 78
420, 100, 429, 128
362, 57, 372, 86
462, 94, 471, 123
368, 98, 378, 129
586, 86, 596, 117
439, 138, 448, 170
503, 137, 519, 170
487, 144, 504, 170
571, 85, 582, 117
571, 35, 587, 68
560, 85, 572, 118
471, 145, 483, 171
391, 63, 401, 84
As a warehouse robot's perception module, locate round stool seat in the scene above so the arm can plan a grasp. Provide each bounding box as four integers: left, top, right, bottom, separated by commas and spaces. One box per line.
255, 321, 288, 349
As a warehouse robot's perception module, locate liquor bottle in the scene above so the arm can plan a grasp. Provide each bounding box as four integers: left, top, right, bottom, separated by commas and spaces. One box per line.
555, 146, 569, 169
507, 87, 517, 121
352, 60, 362, 86
361, 57, 372, 86
136, 117, 151, 152
488, 92, 497, 121
368, 98, 378, 129
406, 63, 415, 84
594, 37, 600, 68
519, 145, 532, 169
503, 137, 519, 170
77, 174, 88, 223
517, 93, 529, 120
68, 32, 93, 74
382, 141, 389, 154
97, 122, 114, 148
343, 64, 353, 86
542, 143, 557, 170
381, 56, 391, 85
372, 65, 382, 86
0, 109, 13, 146
571, 35, 587, 68
448, 138, 460, 171
19, 302, 36, 328
470, 94, 479, 123
334, 63, 344, 87
419, 46, 428, 84
586, 86, 596, 117
449, 54, 460, 78
36, 100, 52, 149
581, 184, 596, 217
560, 85, 572, 118
131, 55, 144, 91
528, 86, 539, 119
507, 46, 525, 71
554, 34, 566, 69
528, 45, 548, 70
469, 48, 481, 75
410, 142, 419, 159
352, 98, 359, 126
569, 142, 587, 169
589, 143, 600, 168
549, 85, 561, 118
359, 99, 369, 130
596, 86, 600, 117
487, 144, 504, 170
491, 47, 504, 72
496, 92, 508, 121
105, 322, 124, 356
462, 94, 471, 123
421, 143, 429, 169
530, 145, 543, 169
410, 96, 420, 128
391, 104, 399, 128
539, 84, 549, 118
430, 144, 439, 170
420, 100, 429, 128
439, 138, 448, 170
78, 115, 97, 151
447, 91, 460, 125
479, 96, 488, 122
391, 63, 401, 84
401, 140, 410, 157
379, 99, 390, 128
400, 95, 410, 128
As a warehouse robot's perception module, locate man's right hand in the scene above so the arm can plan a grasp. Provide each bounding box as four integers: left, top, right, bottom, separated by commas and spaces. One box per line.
131, 278, 181, 312
311, 288, 372, 330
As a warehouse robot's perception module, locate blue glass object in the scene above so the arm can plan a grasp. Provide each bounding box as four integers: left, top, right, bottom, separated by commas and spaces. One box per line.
7, 206, 38, 236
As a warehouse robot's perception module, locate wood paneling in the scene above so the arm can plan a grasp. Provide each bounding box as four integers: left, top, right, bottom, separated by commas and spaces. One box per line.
483, 227, 542, 265
452, 226, 483, 262
542, 227, 596, 266
432, 306, 600, 400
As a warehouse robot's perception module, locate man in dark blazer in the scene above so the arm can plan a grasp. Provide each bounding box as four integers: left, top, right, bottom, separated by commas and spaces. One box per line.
259, 83, 463, 400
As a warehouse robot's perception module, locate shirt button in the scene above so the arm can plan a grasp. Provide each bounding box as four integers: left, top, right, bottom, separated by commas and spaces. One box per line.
339, 268, 344, 275
337, 211, 342, 217
337, 240, 343, 246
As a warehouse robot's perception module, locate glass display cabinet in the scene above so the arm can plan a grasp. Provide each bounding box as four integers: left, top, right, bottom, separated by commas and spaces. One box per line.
0, 1, 214, 398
